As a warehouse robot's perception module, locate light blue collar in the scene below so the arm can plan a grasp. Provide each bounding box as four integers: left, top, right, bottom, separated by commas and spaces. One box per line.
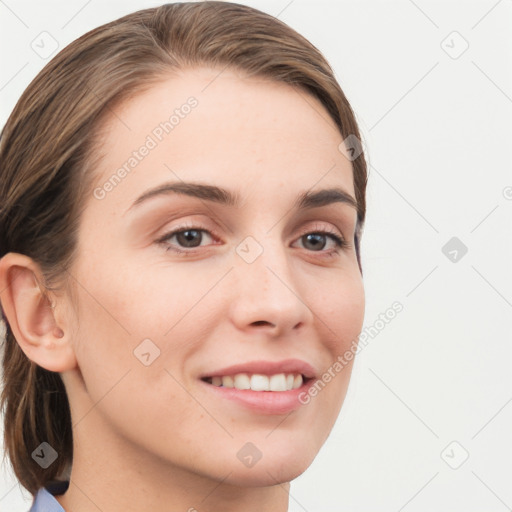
29, 487, 65, 512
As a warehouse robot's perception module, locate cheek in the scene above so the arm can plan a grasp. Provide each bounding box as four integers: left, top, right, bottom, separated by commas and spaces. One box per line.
319, 270, 365, 352
68, 279, 201, 442
91, 256, 230, 336
309, 272, 364, 417
68, 256, 221, 403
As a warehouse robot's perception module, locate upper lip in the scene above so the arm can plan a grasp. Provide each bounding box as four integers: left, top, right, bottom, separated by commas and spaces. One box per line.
201, 359, 316, 380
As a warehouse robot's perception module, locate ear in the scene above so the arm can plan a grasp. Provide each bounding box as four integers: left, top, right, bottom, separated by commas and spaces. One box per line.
0, 252, 77, 372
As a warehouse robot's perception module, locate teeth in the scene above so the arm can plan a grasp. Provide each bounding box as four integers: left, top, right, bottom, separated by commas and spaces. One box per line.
269, 374, 287, 392
251, 374, 270, 391
208, 373, 305, 391
221, 375, 234, 388
233, 373, 251, 390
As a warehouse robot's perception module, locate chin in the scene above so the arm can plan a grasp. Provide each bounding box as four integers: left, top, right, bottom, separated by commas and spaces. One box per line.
222, 461, 312, 488
215, 437, 320, 488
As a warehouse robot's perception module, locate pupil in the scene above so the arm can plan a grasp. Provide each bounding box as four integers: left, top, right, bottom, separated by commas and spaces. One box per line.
178, 230, 201, 247
304, 233, 325, 251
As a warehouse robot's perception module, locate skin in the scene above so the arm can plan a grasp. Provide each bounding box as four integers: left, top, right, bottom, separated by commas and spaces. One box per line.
0, 67, 365, 511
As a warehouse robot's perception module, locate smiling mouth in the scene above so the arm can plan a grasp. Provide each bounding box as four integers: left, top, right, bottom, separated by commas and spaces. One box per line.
201, 373, 309, 392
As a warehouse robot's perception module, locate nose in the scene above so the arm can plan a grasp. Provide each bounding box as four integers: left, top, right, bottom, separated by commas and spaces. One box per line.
227, 239, 314, 337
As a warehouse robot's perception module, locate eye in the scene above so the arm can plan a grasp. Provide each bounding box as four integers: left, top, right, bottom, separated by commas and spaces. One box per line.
292, 223, 349, 256
156, 225, 217, 254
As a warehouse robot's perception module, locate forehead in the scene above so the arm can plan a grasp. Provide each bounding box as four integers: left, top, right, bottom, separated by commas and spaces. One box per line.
88, 66, 354, 213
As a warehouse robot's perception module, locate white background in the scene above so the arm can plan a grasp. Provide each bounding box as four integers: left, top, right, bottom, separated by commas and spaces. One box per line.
1, 0, 511, 510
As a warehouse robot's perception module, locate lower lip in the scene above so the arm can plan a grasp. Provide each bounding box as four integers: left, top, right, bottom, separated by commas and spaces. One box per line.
200, 379, 313, 415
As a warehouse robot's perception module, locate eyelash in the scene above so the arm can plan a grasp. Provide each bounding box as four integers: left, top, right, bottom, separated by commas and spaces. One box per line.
156, 222, 350, 258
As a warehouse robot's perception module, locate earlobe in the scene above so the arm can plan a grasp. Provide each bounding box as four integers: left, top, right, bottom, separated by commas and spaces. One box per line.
0, 252, 77, 373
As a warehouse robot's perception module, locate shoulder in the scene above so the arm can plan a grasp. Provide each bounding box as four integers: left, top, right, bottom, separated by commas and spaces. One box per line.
29, 481, 69, 512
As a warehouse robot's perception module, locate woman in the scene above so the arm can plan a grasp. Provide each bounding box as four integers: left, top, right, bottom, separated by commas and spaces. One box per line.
0, 2, 367, 510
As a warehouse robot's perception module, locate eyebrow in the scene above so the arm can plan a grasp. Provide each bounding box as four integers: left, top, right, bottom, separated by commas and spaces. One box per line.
126, 181, 358, 214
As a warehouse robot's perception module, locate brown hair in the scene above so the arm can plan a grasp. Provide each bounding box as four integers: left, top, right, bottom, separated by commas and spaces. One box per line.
0, 1, 368, 495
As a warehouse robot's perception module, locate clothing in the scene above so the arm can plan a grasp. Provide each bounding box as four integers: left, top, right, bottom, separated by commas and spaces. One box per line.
29, 480, 68, 512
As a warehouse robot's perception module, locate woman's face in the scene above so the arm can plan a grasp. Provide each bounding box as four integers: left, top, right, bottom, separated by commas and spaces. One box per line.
63, 66, 365, 486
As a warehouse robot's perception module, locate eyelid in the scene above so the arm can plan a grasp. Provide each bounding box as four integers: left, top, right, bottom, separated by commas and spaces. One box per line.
294, 222, 345, 241
157, 219, 344, 242
155, 222, 220, 246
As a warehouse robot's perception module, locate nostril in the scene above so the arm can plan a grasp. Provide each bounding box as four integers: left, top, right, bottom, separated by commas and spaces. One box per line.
251, 320, 276, 327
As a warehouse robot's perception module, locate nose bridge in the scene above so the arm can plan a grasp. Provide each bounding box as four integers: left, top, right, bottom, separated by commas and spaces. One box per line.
229, 232, 312, 333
